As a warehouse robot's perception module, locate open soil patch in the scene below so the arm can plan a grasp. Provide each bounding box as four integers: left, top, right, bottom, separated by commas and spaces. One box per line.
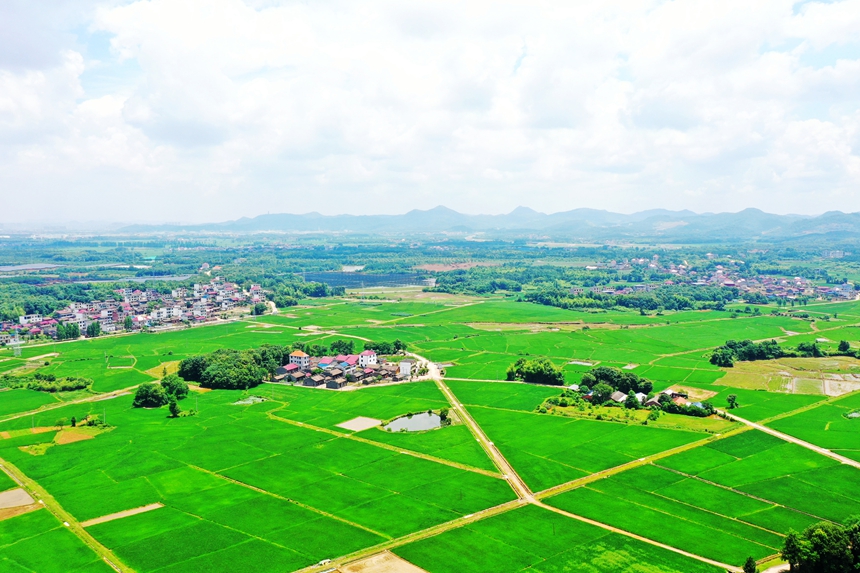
26, 353, 58, 361
336, 417, 382, 432
81, 503, 164, 527
54, 428, 97, 445
0, 503, 40, 522
340, 551, 429, 573
0, 488, 35, 509
667, 385, 719, 401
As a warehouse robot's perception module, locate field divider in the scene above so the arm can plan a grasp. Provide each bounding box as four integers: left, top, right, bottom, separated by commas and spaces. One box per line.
0, 384, 142, 424
185, 463, 391, 540
719, 410, 860, 470
535, 500, 743, 572
753, 388, 860, 426
653, 463, 835, 525
534, 425, 751, 501
434, 378, 534, 501
294, 498, 527, 573
266, 411, 502, 478
0, 457, 135, 573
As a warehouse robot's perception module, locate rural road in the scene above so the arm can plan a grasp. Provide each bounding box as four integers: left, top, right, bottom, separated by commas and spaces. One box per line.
433, 377, 534, 502
721, 410, 860, 470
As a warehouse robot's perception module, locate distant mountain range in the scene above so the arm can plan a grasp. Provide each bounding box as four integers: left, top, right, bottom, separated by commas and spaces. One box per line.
119, 207, 860, 243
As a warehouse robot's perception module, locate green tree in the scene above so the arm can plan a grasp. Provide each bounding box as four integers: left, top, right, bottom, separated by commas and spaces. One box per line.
591, 383, 614, 405
329, 339, 355, 355
782, 521, 853, 572
133, 383, 168, 408
85, 321, 101, 338
727, 394, 738, 409
742, 556, 758, 573
178, 355, 207, 382
161, 374, 189, 400
507, 358, 565, 385
252, 302, 267, 315
710, 347, 735, 367
124, 316, 133, 331
624, 390, 640, 410
838, 340, 851, 353
168, 396, 181, 418
797, 341, 825, 358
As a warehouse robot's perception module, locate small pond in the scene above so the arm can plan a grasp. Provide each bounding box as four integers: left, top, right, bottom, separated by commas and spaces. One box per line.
384, 412, 442, 432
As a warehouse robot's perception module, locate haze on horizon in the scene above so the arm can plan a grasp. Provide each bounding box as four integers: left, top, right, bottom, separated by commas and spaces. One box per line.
2, 0, 860, 225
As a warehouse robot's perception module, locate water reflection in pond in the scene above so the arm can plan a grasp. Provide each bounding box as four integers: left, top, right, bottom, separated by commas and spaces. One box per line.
384, 412, 442, 432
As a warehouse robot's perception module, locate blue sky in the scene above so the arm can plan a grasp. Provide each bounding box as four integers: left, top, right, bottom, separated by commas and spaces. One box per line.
1, 0, 860, 224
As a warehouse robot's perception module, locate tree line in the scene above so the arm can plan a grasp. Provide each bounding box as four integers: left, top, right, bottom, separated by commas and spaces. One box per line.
709, 339, 853, 367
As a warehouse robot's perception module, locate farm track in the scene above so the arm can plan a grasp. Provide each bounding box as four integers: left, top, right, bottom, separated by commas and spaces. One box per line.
533, 426, 750, 500
184, 463, 390, 539
434, 378, 533, 502
535, 501, 741, 572
0, 457, 132, 573
0, 385, 139, 424
753, 389, 860, 426
654, 464, 834, 525
3, 311, 857, 573
297, 499, 526, 573
721, 410, 860, 470
266, 412, 502, 478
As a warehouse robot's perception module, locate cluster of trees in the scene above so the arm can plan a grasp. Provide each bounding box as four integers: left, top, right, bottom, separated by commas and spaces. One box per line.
525, 285, 738, 313
85, 322, 101, 338
710, 339, 839, 367
581, 366, 653, 395
178, 348, 268, 390
291, 339, 358, 357
506, 358, 566, 385
710, 339, 787, 367
362, 339, 408, 355
0, 373, 92, 393
132, 374, 189, 417
55, 323, 80, 340
781, 517, 860, 572
264, 276, 346, 308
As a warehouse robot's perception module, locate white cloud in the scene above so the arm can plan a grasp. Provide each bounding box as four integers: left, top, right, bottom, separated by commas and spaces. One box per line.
1, 0, 860, 223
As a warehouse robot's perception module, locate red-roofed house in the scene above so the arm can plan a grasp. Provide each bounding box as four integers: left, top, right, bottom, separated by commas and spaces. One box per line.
358, 350, 377, 367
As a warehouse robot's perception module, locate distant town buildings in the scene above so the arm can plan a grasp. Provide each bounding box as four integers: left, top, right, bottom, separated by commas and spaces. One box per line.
0, 277, 254, 341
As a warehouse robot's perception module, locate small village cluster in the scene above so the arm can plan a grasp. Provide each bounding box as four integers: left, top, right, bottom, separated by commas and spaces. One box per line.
576, 258, 855, 301
0, 277, 262, 343
273, 349, 416, 389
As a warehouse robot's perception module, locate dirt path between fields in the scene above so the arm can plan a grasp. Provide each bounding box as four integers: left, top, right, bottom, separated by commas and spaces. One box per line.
0, 457, 131, 572
537, 501, 740, 572
81, 503, 164, 527
268, 412, 499, 478
433, 376, 532, 502
721, 410, 860, 470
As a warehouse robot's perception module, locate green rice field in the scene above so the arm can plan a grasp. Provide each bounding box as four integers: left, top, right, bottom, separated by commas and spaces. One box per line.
1, 296, 860, 572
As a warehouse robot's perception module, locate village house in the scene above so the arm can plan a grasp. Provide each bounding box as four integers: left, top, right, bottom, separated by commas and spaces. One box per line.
399, 360, 415, 377
289, 350, 311, 369
358, 349, 377, 367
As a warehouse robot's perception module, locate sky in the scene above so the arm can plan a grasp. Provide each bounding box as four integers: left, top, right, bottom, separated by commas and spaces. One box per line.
1, 0, 860, 224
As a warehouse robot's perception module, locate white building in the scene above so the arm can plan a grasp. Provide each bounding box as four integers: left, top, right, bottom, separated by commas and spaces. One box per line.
358, 350, 377, 367
289, 350, 310, 369
399, 360, 415, 377
19, 314, 42, 325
